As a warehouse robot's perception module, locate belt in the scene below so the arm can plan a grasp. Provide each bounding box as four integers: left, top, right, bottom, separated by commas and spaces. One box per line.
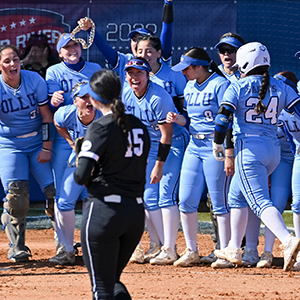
16, 131, 38, 138
103, 194, 143, 204
244, 134, 260, 137
192, 133, 214, 140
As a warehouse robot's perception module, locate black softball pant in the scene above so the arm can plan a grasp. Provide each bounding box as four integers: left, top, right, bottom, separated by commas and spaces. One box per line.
81, 195, 145, 300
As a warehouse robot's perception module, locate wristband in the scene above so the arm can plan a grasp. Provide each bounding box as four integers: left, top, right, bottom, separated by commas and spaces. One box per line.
225, 129, 234, 149
164, 0, 173, 6
156, 142, 171, 162
42, 147, 51, 153
42, 123, 55, 141
225, 155, 234, 158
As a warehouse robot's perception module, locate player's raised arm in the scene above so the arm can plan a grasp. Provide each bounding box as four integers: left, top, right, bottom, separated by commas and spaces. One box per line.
160, 0, 173, 62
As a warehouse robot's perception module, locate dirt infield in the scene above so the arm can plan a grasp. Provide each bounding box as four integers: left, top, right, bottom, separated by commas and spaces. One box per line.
1, 229, 300, 300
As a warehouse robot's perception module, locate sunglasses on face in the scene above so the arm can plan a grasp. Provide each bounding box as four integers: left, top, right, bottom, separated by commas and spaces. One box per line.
218, 47, 237, 55
125, 60, 148, 69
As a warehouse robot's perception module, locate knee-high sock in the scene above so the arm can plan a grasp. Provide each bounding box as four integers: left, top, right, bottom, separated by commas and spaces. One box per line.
228, 207, 248, 249
261, 206, 290, 245
180, 211, 198, 252
145, 209, 164, 245
293, 213, 300, 238
161, 206, 180, 251
216, 212, 231, 249
56, 208, 76, 252
54, 202, 63, 246
245, 207, 261, 249
264, 226, 276, 253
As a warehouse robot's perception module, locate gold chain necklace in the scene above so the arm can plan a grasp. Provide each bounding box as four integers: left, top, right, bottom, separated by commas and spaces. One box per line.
71, 17, 95, 49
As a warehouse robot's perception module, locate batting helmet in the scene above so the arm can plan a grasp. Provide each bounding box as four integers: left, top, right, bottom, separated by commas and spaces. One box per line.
232, 42, 270, 75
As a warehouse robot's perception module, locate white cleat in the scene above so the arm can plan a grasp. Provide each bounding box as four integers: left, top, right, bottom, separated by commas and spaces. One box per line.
211, 258, 234, 269
129, 244, 145, 264
214, 247, 243, 265
283, 235, 300, 272
173, 248, 200, 267
149, 246, 179, 265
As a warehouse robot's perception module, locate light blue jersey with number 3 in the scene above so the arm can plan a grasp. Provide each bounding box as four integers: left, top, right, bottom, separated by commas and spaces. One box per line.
0, 70, 48, 140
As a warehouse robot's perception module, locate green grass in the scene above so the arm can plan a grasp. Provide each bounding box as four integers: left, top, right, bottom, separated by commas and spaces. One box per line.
198, 211, 294, 228
282, 210, 293, 228
198, 212, 212, 222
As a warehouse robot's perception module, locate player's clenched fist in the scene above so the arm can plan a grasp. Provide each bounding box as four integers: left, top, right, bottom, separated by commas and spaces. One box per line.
78, 17, 92, 31
51, 90, 64, 107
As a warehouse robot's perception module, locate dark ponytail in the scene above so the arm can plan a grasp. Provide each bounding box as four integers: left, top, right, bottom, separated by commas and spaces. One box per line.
247, 66, 270, 114
89, 69, 130, 136
110, 98, 129, 136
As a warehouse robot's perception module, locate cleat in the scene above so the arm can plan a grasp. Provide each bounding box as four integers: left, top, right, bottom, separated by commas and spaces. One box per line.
283, 235, 300, 272
292, 253, 300, 271
8, 246, 32, 263
144, 242, 161, 263
199, 250, 217, 264
73, 242, 81, 255
129, 244, 145, 264
174, 248, 200, 267
256, 251, 273, 268
214, 247, 243, 265
241, 247, 259, 266
211, 258, 234, 269
56, 244, 65, 255
150, 246, 178, 265
49, 250, 75, 265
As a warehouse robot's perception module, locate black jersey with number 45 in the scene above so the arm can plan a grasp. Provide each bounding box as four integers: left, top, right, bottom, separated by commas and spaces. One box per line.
74, 113, 150, 198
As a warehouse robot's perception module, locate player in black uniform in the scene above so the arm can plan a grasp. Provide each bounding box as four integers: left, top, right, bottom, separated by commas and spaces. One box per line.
74, 69, 150, 300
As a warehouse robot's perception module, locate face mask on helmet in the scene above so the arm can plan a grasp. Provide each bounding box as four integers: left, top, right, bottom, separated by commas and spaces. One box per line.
232, 42, 270, 75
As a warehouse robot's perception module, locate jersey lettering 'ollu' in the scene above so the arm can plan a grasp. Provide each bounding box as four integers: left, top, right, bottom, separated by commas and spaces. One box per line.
46, 61, 101, 106
0, 70, 48, 138
122, 80, 186, 142
222, 75, 300, 137
279, 109, 300, 148
183, 72, 230, 135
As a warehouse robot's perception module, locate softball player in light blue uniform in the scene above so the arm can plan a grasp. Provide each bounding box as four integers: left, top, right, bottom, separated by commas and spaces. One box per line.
136, 35, 187, 113
214, 33, 245, 83
0, 45, 55, 262
166, 48, 231, 268
49, 82, 102, 265
213, 42, 300, 271
150, 63, 186, 99
77, 0, 174, 84
123, 58, 189, 265
45, 33, 101, 208
257, 72, 298, 268
287, 109, 300, 270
